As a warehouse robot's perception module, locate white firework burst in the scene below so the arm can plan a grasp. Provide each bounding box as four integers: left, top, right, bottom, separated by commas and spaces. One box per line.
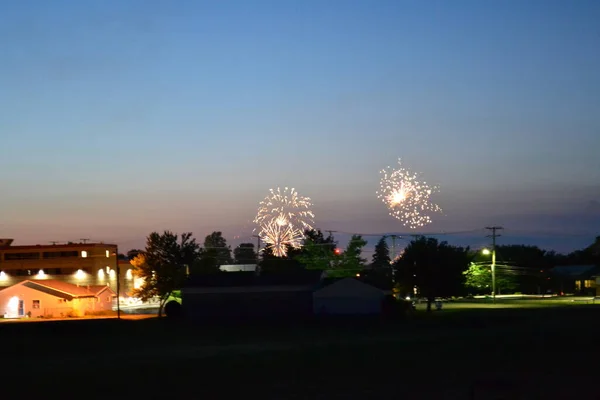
260, 220, 303, 257
376, 159, 442, 229
254, 187, 315, 257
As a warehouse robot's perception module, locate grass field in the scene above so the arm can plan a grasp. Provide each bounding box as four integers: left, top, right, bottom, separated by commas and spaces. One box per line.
2, 304, 599, 399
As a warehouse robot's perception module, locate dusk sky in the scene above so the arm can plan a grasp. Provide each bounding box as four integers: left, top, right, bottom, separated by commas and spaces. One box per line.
1, 0, 599, 253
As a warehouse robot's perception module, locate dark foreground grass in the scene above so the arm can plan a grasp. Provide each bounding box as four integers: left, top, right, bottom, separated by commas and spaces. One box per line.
2, 306, 599, 399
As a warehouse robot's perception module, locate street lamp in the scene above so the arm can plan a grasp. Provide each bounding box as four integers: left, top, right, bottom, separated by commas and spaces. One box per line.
482, 248, 496, 303
112, 249, 121, 319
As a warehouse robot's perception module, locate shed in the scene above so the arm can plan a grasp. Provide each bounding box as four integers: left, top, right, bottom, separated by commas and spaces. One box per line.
313, 277, 388, 316
182, 270, 324, 322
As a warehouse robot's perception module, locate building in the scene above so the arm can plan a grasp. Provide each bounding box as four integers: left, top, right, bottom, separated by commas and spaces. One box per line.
313, 277, 390, 316
181, 270, 324, 321
550, 265, 599, 296
0, 280, 116, 318
0, 238, 134, 297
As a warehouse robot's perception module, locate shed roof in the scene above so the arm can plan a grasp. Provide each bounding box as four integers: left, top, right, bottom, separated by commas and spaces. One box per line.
184, 269, 325, 288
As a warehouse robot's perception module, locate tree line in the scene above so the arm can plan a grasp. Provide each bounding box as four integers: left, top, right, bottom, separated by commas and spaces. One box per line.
127, 229, 600, 315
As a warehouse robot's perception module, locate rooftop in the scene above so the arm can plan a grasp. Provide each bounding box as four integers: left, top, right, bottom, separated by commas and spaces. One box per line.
4, 280, 115, 301
0, 242, 117, 251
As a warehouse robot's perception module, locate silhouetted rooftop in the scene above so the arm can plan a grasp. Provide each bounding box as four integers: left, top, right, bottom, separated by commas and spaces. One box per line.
184, 269, 325, 288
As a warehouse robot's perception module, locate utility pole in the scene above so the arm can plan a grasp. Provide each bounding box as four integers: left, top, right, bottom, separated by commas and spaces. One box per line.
485, 226, 503, 304
252, 235, 261, 275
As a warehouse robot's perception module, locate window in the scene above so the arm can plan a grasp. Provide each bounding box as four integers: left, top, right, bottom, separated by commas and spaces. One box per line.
43, 251, 78, 259
106, 250, 110, 258
5, 252, 40, 261
584, 280, 594, 288
81, 251, 88, 258
32, 300, 40, 309
106, 296, 111, 302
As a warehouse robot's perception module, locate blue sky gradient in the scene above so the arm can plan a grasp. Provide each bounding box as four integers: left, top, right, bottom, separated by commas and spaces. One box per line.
1, 0, 599, 252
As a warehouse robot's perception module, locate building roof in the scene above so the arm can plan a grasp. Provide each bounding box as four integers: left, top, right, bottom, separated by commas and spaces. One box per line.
0, 242, 117, 252
550, 265, 599, 278
184, 269, 325, 288
5, 280, 116, 301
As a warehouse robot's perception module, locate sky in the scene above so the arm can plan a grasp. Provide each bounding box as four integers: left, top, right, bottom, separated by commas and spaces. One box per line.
1, 0, 599, 253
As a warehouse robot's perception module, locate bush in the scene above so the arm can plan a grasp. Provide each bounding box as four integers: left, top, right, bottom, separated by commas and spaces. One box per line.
164, 300, 183, 318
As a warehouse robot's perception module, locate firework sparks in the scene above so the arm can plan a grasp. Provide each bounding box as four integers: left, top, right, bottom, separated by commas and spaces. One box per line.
376, 159, 442, 229
260, 220, 303, 257
254, 187, 315, 257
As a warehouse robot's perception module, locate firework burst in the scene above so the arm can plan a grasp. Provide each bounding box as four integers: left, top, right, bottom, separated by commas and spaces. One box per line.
254, 187, 315, 257
260, 220, 303, 257
377, 159, 442, 229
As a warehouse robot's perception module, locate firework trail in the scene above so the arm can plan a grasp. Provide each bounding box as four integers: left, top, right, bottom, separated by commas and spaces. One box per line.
376, 159, 442, 229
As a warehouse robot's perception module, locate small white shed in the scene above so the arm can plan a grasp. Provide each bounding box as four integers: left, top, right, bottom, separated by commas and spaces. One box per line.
312, 278, 386, 316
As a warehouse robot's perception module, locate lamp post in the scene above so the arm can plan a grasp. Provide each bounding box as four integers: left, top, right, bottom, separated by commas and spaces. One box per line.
112, 248, 121, 319
482, 248, 496, 303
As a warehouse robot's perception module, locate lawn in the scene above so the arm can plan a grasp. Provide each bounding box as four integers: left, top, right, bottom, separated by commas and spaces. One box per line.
2, 304, 599, 399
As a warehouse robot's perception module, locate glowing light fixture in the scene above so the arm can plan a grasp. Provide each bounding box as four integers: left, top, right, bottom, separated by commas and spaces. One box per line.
0, 271, 7, 281
36, 269, 46, 279
6, 296, 19, 318
98, 269, 105, 279
81, 251, 88, 258
482, 248, 491, 255
109, 269, 116, 279
75, 269, 86, 280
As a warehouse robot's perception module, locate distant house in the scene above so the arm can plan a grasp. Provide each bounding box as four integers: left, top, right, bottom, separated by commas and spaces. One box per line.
181, 270, 324, 321
0, 280, 116, 318
550, 265, 599, 296
313, 277, 391, 316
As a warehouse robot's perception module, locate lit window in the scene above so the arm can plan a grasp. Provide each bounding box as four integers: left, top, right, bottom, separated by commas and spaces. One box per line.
32, 300, 40, 309
126, 269, 133, 280
81, 251, 88, 258
98, 269, 105, 279
109, 269, 116, 279
106, 250, 110, 258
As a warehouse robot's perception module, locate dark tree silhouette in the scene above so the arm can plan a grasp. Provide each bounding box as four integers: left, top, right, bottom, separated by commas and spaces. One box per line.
233, 243, 257, 264
394, 236, 470, 312
372, 236, 391, 268
201, 231, 232, 267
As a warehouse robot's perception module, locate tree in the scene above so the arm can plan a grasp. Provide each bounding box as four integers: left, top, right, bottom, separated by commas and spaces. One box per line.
464, 262, 518, 295
296, 229, 338, 270
372, 236, 391, 268
200, 231, 232, 268
234, 243, 257, 264
127, 249, 143, 260
326, 235, 367, 277
365, 236, 393, 289
132, 231, 199, 317
394, 236, 470, 312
